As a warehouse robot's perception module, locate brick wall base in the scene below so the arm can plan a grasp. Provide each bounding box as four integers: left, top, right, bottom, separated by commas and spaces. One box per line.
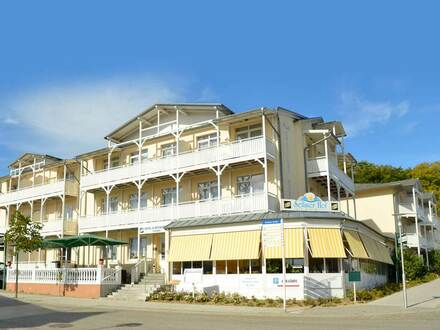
6, 283, 102, 299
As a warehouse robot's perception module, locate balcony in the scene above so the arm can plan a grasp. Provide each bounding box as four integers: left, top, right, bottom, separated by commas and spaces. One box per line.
40, 218, 78, 237
399, 201, 427, 221
81, 137, 276, 190
0, 179, 78, 206
400, 233, 427, 249
79, 193, 279, 233
307, 156, 355, 193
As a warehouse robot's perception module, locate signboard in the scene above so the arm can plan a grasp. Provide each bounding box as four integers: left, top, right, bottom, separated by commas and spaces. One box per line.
139, 221, 171, 234
262, 219, 283, 248
281, 193, 331, 212
184, 268, 203, 284
348, 271, 361, 282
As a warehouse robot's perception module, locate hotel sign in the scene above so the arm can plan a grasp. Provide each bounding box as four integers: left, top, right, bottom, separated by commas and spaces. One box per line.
262, 219, 283, 248
281, 193, 331, 212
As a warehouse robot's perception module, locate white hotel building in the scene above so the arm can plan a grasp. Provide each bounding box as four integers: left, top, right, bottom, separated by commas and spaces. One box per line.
0, 103, 395, 299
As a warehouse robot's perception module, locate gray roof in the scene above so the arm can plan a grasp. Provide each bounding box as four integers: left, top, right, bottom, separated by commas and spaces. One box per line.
356, 179, 420, 192
165, 211, 351, 229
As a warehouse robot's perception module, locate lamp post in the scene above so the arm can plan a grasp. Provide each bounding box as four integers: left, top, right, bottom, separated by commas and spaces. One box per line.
398, 220, 408, 308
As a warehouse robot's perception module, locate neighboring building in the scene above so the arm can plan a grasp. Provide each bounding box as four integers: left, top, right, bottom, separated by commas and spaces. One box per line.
0, 103, 393, 299
354, 179, 440, 266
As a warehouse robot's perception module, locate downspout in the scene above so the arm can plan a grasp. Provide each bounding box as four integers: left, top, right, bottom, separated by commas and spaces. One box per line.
276, 108, 284, 198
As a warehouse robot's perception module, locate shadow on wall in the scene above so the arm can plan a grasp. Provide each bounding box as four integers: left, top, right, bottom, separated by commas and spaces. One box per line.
0, 294, 105, 329
304, 276, 341, 299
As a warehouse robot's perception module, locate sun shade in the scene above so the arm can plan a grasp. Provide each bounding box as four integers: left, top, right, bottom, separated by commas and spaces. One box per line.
308, 228, 346, 258
168, 234, 213, 262
210, 231, 260, 260
42, 234, 127, 248
344, 230, 369, 259
264, 228, 304, 258
359, 233, 393, 265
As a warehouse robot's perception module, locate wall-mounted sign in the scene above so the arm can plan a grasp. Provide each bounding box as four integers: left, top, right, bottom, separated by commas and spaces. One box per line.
262, 219, 283, 248
281, 193, 331, 212
139, 221, 171, 234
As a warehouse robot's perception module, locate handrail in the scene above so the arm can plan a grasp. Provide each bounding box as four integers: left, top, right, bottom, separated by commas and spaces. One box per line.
130, 257, 147, 285
102, 267, 122, 283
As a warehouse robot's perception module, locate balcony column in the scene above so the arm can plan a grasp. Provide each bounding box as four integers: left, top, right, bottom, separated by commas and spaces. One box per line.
262, 111, 269, 209
352, 195, 357, 220
336, 182, 341, 211
412, 187, 421, 257
17, 161, 22, 190
32, 157, 36, 189
61, 164, 67, 237
341, 137, 347, 174
324, 137, 331, 202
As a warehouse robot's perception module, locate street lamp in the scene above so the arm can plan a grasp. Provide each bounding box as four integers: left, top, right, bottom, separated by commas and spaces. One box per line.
398, 220, 408, 308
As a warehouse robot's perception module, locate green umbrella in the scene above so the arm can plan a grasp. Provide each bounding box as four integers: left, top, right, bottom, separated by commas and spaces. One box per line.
43, 234, 127, 248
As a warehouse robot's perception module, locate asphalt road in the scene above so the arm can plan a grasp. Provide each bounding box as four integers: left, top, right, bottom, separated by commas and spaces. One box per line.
1, 293, 440, 330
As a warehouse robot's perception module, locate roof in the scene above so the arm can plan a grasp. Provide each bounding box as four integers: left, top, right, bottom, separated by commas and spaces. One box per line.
105, 103, 233, 142
9, 153, 62, 168
313, 121, 346, 138
356, 179, 420, 192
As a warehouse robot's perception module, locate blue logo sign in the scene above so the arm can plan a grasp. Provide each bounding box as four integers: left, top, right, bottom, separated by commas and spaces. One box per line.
273, 278, 280, 285
282, 193, 331, 211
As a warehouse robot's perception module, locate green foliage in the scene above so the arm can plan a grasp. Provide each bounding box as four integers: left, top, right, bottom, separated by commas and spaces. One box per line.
5, 211, 43, 254
429, 250, 440, 275
354, 161, 410, 184
410, 162, 440, 210
403, 249, 426, 281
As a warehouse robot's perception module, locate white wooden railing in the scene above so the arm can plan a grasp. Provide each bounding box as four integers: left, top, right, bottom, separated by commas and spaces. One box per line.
307, 156, 355, 193
79, 193, 278, 232
400, 233, 427, 249
81, 137, 275, 189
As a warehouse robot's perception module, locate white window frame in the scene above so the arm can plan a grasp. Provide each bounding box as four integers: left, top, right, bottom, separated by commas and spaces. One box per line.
198, 180, 218, 200
197, 133, 218, 150
162, 187, 177, 206
129, 192, 148, 210
236, 124, 262, 141
130, 149, 148, 165
161, 143, 176, 157
237, 174, 264, 196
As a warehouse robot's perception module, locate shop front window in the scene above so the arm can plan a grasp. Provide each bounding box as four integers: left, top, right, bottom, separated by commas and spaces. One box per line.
325, 258, 339, 273
309, 257, 324, 273
182, 261, 191, 272
286, 258, 304, 273
266, 259, 282, 273
173, 262, 182, 275
239, 260, 250, 274
203, 261, 213, 274
227, 260, 237, 274
216, 260, 226, 274
251, 259, 262, 274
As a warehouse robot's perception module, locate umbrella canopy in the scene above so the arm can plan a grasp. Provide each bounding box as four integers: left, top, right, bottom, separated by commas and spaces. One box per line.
42, 234, 127, 248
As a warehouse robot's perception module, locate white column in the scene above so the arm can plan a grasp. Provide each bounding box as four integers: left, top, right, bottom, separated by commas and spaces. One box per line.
324, 138, 331, 202
262, 112, 269, 209
413, 187, 421, 256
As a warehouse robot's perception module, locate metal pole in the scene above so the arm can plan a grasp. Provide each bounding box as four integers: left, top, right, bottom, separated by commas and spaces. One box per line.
398, 220, 408, 308
281, 218, 287, 312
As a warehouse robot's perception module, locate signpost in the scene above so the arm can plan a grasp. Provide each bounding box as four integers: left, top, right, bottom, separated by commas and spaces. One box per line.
348, 271, 361, 303
262, 219, 286, 311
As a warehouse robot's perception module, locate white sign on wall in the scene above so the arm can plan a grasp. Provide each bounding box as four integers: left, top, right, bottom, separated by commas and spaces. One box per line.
262, 219, 283, 248
139, 221, 171, 234
281, 193, 331, 212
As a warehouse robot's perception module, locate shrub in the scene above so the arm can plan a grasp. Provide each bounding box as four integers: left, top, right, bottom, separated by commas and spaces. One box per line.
403, 249, 426, 281
429, 250, 440, 275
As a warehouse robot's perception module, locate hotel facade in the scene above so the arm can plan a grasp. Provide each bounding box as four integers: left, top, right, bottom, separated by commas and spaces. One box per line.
0, 103, 414, 299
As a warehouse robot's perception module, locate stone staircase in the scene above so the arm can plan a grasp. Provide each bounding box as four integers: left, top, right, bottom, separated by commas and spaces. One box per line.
107, 273, 165, 301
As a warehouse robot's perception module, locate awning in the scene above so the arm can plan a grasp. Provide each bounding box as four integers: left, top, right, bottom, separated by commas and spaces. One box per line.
264, 228, 304, 258
210, 231, 260, 260
359, 233, 394, 265
308, 228, 346, 258
344, 230, 369, 259
168, 234, 213, 262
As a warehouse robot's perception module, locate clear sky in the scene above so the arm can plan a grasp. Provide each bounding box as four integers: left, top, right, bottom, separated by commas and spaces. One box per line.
0, 1, 439, 175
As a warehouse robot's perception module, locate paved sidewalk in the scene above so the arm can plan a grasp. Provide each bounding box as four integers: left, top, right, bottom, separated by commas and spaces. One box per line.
369, 278, 440, 308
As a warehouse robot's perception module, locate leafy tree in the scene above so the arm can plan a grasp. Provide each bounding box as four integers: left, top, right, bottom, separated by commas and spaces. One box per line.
410, 162, 440, 210
429, 250, 440, 275
354, 161, 410, 184
402, 249, 426, 281
5, 211, 43, 298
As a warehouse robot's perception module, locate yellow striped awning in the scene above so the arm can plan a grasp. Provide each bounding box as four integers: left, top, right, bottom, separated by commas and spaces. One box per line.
359, 234, 393, 265
344, 230, 369, 259
210, 231, 260, 260
168, 234, 213, 262
308, 228, 346, 258
264, 228, 304, 258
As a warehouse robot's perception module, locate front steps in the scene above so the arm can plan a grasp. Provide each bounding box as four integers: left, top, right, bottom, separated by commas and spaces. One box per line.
107, 273, 165, 301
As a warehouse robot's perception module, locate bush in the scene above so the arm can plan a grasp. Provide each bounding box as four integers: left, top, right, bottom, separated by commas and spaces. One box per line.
429, 250, 440, 275
403, 249, 426, 281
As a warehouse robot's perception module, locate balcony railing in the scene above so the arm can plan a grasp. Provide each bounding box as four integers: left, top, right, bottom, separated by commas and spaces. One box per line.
0, 179, 78, 206
400, 233, 427, 249
79, 193, 278, 232
40, 218, 78, 237
307, 156, 355, 193
81, 137, 276, 190
399, 202, 427, 220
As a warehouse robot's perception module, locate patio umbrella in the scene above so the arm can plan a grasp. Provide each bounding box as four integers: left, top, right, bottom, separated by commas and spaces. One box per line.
42, 234, 127, 248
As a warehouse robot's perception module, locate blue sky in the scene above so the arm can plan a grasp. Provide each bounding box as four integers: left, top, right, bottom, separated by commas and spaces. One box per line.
0, 1, 439, 175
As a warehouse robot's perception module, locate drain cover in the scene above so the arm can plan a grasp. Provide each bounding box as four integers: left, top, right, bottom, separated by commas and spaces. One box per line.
115, 323, 143, 328
48, 324, 74, 328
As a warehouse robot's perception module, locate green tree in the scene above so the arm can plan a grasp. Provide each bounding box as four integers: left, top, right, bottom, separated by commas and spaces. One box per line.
5, 211, 43, 298
354, 161, 410, 184
410, 162, 440, 211
402, 249, 426, 281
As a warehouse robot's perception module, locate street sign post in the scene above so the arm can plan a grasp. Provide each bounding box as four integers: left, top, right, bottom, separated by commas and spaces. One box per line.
348, 271, 361, 303
262, 219, 286, 311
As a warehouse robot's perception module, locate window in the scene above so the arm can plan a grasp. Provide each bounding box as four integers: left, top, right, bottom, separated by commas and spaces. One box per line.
237, 174, 264, 195
107, 246, 117, 260
239, 260, 250, 274
160, 236, 165, 260
309, 257, 324, 273
101, 197, 119, 214
227, 260, 237, 274
192, 261, 202, 269
182, 261, 192, 272
130, 150, 148, 165
129, 192, 147, 210
325, 258, 339, 273
251, 259, 262, 274
198, 181, 218, 200
173, 262, 182, 275
140, 237, 147, 257
103, 157, 120, 170
64, 205, 74, 220
162, 187, 176, 206
203, 261, 213, 274
161, 142, 176, 157
129, 238, 138, 259
286, 258, 304, 273
236, 124, 262, 141
197, 133, 218, 150
216, 260, 226, 274
266, 259, 282, 273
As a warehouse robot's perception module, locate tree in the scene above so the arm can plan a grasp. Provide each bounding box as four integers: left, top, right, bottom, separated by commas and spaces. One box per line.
5, 211, 43, 298
354, 161, 410, 184
410, 162, 440, 211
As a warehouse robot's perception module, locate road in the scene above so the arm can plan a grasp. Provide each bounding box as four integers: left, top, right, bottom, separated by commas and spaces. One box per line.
1, 292, 440, 330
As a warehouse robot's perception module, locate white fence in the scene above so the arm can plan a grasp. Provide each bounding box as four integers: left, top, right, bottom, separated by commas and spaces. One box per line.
307, 157, 355, 193
79, 193, 278, 232
81, 137, 275, 189
0, 180, 66, 206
